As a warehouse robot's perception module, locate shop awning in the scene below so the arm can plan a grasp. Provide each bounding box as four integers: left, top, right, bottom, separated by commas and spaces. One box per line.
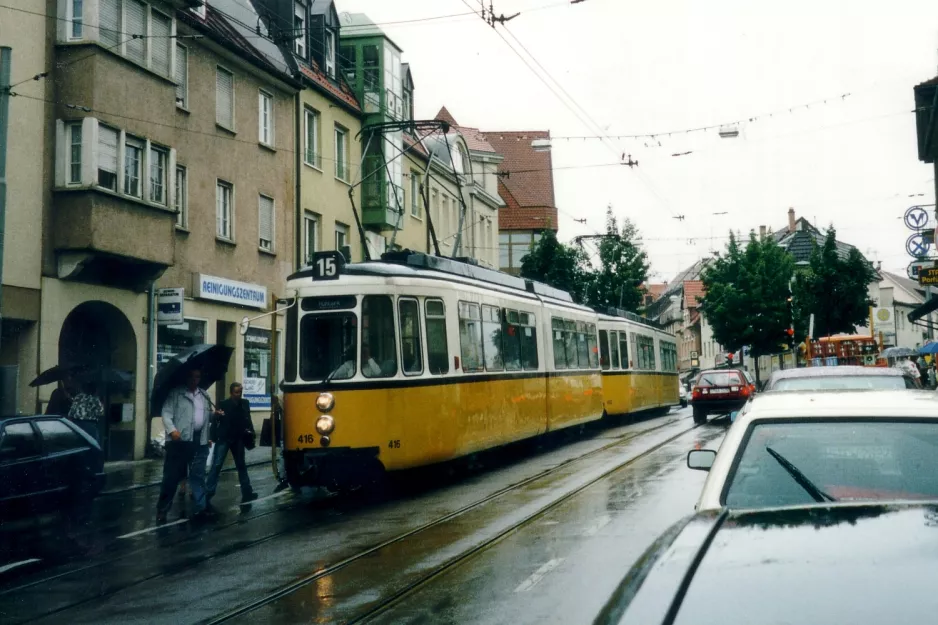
908, 296, 938, 323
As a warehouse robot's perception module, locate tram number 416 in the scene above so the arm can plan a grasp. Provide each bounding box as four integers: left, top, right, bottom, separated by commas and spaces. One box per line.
297, 434, 317, 444
388, 440, 400, 449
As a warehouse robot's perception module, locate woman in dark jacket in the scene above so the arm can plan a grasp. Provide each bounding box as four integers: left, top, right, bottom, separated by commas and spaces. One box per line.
46, 375, 76, 416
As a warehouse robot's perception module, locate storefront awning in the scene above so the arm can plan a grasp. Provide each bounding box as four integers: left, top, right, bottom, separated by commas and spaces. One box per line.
908, 296, 938, 323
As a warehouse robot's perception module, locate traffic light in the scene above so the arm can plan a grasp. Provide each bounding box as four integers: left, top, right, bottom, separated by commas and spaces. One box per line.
786, 294, 795, 349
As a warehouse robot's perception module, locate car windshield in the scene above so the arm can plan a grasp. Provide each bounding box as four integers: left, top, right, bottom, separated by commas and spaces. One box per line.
723, 420, 938, 508
697, 372, 742, 387
771, 376, 911, 391
299, 312, 358, 381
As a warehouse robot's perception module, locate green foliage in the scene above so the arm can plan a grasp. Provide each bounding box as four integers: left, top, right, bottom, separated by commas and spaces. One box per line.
792, 227, 877, 338
701, 232, 795, 365
585, 208, 650, 311
519, 229, 592, 304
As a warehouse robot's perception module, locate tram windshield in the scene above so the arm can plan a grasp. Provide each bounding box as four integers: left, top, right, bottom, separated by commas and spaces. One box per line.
300, 312, 358, 381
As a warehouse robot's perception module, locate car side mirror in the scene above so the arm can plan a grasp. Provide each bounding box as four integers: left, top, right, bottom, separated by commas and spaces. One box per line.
687, 449, 716, 471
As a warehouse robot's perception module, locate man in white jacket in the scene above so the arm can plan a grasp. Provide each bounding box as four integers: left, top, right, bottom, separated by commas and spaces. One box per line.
156, 369, 220, 522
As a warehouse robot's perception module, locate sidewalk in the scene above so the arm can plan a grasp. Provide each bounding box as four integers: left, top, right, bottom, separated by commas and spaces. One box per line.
101, 446, 276, 495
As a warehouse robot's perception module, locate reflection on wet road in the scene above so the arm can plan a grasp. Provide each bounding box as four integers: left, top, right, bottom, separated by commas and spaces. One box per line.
0, 408, 726, 625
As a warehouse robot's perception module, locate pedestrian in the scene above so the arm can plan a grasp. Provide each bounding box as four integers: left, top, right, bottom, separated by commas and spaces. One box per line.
46, 374, 76, 416
929, 365, 936, 390
205, 382, 258, 507
156, 368, 220, 523
68, 381, 105, 444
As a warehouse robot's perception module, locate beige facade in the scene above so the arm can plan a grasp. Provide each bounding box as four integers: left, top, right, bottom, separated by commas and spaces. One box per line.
397, 151, 430, 253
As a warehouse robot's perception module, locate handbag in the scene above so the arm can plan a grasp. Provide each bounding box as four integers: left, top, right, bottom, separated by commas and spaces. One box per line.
243, 428, 257, 450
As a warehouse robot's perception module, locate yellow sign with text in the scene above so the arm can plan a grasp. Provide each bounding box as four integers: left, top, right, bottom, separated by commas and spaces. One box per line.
919, 267, 938, 286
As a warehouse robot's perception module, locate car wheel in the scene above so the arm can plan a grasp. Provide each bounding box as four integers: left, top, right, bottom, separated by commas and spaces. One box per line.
692, 408, 706, 425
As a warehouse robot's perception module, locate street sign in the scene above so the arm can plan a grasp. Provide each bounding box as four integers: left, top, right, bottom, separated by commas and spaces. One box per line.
907, 233, 931, 257
905, 206, 930, 230
908, 258, 937, 280
919, 267, 938, 286
156, 288, 184, 326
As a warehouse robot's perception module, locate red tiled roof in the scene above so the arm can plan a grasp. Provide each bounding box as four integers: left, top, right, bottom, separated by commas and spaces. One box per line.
297, 59, 360, 112
482, 130, 556, 212
435, 106, 459, 127
642, 283, 668, 300
683, 280, 705, 308
434, 107, 496, 153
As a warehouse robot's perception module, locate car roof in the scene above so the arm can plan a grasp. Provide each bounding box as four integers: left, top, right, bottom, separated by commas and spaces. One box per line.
613, 503, 938, 625
0, 414, 51, 422
737, 389, 938, 421
768, 366, 907, 382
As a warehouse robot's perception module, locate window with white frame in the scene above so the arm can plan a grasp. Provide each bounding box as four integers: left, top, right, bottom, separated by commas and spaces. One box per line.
216, 180, 233, 240
216, 66, 235, 129
334, 124, 349, 181
303, 107, 320, 167
294, 1, 306, 58
125, 0, 147, 64
325, 30, 336, 78
258, 90, 273, 146
68, 123, 82, 184
175, 44, 188, 107
258, 194, 274, 251
410, 172, 420, 217
175, 165, 187, 228
150, 10, 171, 77
303, 211, 319, 265
99, 0, 121, 47
123, 135, 144, 197
335, 222, 349, 252
97, 125, 118, 190
149, 145, 168, 205
69, 0, 83, 39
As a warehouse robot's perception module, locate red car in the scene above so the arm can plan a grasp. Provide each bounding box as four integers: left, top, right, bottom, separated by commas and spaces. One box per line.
690, 368, 755, 424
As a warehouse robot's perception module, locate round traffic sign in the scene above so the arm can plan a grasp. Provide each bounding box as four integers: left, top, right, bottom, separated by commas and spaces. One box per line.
905, 206, 930, 230
907, 233, 931, 257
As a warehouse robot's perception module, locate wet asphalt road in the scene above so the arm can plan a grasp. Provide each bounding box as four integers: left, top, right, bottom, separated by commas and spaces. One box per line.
0, 407, 727, 624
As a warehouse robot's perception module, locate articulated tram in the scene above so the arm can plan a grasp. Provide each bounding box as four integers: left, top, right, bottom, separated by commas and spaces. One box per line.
280, 251, 679, 489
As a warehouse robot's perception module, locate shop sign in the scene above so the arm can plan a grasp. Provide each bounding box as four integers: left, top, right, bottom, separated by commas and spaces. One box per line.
242, 377, 269, 410
195, 274, 267, 309
156, 288, 184, 326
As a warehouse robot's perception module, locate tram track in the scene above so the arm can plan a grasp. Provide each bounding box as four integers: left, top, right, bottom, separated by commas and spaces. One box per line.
207, 416, 698, 625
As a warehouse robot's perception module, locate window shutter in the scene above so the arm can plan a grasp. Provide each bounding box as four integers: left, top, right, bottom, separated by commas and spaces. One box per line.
258, 195, 273, 249
151, 11, 171, 76
98, 126, 118, 173
216, 68, 233, 128
175, 44, 187, 105
125, 0, 147, 64
99, 0, 120, 47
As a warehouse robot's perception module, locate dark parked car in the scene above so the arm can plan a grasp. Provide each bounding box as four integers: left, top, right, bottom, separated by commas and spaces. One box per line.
0, 415, 105, 519
594, 503, 938, 625
764, 365, 919, 391
690, 368, 754, 424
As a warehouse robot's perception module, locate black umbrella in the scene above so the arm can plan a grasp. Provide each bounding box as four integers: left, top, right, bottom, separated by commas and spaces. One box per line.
30, 363, 84, 387
150, 344, 234, 416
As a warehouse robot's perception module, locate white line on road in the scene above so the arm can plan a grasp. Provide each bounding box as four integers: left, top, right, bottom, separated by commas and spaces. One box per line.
118, 518, 187, 538
0, 558, 41, 574
229, 489, 290, 510
580, 514, 612, 537
514, 558, 564, 593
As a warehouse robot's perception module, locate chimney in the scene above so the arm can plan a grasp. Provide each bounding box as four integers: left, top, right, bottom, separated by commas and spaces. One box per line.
788, 208, 795, 231
759, 225, 766, 238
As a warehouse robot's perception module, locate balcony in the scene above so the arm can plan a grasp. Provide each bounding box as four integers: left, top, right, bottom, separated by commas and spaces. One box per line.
361, 178, 404, 230
53, 190, 175, 290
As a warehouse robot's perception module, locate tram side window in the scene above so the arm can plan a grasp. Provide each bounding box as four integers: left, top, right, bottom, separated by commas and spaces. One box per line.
502, 310, 522, 371
459, 301, 484, 372
619, 332, 630, 369
361, 295, 397, 378
564, 320, 579, 368
300, 312, 357, 381
635, 334, 655, 370
599, 330, 610, 370
552, 317, 567, 369
399, 298, 422, 375
482, 305, 504, 372
520, 312, 538, 370
587, 323, 599, 369
425, 299, 449, 374
610, 331, 620, 370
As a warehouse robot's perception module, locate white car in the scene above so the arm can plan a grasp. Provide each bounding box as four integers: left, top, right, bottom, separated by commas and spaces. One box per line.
678, 384, 688, 407
687, 390, 938, 511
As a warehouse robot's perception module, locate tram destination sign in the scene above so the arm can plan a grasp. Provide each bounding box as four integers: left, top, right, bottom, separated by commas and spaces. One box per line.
919, 267, 938, 286
309, 251, 345, 281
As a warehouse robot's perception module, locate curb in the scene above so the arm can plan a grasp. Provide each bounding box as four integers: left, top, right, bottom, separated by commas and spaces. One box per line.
100, 459, 270, 496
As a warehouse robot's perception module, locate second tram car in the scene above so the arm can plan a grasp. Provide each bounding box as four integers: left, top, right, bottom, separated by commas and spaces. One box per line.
279, 251, 679, 489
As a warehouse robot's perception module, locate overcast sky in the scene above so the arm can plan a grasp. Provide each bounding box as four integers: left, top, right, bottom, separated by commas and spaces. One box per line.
339, 0, 938, 283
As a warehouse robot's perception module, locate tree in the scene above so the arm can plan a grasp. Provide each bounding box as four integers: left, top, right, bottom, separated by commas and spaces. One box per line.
584, 208, 650, 312
520, 230, 592, 304
700, 231, 795, 384
792, 227, 877, 339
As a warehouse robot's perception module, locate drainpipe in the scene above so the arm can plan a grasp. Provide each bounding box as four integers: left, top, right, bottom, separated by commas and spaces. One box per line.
0, 48, 11, 354
294, 93, 302, 269
144, 282, 156, 454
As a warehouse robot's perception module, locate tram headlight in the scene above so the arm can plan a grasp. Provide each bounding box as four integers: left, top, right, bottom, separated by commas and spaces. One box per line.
315, 392, 335, 413
315, 414, 335, 435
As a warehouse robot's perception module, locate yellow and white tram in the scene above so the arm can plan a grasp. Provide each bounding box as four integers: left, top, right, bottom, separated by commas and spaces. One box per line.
280, 251, 679, 489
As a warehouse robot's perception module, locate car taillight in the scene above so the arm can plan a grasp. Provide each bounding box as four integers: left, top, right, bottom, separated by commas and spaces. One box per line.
740, 386, 751, 397
692, 387, 702, 399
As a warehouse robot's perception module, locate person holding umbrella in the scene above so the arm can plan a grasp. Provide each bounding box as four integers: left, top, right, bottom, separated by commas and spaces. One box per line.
156, 368, 222, 523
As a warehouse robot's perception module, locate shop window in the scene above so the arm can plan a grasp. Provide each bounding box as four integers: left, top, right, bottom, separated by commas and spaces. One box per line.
361, 295, 397, 378
399, 298, 422, 375
458, 301, 483, 372
157, 319, 207, 376
425, 299, 448, 374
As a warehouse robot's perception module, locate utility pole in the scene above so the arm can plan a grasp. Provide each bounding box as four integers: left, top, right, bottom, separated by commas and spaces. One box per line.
0, 47, 11, 355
